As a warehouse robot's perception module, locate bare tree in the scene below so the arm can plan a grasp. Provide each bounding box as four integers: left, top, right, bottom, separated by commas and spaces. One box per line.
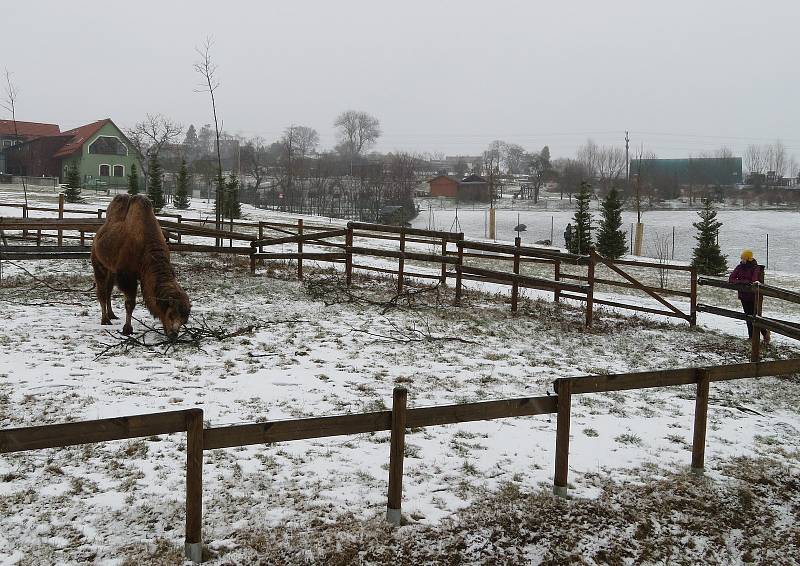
651, 232, 672, 288
292, 125, 319, 159
554, 158, 590, 202
194, 37, 224, 230
128, 114, 183, 158
241, 136, 269, 190
595, 145, 627, 194
524, 146, 553, 202
576, 138, 600, 178
2, 69, 28, 206
768, 140, 787, 177
744, 144, 767, 176
502, 143, 525, 175
334, 110, 381, 159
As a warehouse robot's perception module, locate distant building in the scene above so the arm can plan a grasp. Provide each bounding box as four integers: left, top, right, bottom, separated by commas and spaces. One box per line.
629, 157, 743, 186
0, 120, 61, 173
427, 174, 490, 202
3, 118, 142, 187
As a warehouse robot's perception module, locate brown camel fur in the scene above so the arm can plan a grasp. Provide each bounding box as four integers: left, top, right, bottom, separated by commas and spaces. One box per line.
91, 195, 191, 338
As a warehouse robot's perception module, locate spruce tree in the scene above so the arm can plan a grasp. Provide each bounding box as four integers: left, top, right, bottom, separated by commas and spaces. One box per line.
596, 186, 627, 258
64, 162, 83, 203
568, 181, 593, 254
127, 163, 140, 195
146, 154, 165, 212
224, 172, 241, 219
173, 159, 191, 210
214, 173, 225, 219
691, 198, 728, 275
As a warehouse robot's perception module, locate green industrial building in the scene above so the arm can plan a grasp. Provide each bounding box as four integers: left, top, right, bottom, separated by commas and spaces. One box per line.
629, 157, 743, 186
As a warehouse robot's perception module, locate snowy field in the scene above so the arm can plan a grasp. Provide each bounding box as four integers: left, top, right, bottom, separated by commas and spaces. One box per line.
0, 187, 799, 563
414, 193, 800, 275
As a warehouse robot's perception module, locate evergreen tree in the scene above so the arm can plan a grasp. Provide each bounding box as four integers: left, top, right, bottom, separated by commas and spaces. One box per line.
568, 181, 593, 254
224, 172, 241, 219
64, 162, 83, 203
127, 163, 140, 195
146, 154, 165, 212
173, 159, 191, 210
214, 173, 225, 219
691, 198, 728, 275
596, 186, 627, 258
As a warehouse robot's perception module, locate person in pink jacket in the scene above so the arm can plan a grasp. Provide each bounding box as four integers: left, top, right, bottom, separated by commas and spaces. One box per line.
728, 249, 769, 342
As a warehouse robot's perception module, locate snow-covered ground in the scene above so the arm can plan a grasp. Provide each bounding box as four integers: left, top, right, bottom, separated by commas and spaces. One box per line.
1, 186, 800, 564
415, 192, 800, 274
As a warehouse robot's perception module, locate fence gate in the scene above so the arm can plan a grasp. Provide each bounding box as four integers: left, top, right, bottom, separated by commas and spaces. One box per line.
588, 249, 697, 325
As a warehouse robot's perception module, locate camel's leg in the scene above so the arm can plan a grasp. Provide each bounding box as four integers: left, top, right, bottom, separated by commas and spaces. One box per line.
117, 273, 138, 336
105, 275, 119, 320
92, 258, 113, 325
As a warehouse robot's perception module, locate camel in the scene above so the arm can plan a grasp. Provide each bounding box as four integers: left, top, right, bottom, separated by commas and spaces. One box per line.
91, 194, 191, 339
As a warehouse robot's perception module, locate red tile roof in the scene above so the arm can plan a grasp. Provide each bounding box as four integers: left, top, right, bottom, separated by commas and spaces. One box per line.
0, 119, 60, 139
52, 119, 111, 158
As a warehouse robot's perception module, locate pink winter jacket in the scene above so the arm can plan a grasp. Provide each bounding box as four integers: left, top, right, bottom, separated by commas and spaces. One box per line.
728, 260, 761, 300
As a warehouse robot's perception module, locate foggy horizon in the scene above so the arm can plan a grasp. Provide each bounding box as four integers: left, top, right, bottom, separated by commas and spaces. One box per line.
4, 0, 800, 161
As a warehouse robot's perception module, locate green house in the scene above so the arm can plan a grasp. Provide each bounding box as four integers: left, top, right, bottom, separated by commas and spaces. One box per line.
3, 118, 142, 188
56, 119, 142, 188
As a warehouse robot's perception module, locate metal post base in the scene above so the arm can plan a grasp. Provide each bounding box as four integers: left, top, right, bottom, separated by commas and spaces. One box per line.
185, 542, 203, 563
386, 507, 401, 526
690, 466, 704, 476
553, 485, 568, 498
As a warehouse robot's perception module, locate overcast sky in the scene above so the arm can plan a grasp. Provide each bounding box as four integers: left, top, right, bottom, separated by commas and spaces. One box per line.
4, 0, 800, 160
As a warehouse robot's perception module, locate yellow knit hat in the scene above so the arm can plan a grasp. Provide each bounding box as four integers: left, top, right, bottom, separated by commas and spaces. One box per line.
741, 249, 754, 261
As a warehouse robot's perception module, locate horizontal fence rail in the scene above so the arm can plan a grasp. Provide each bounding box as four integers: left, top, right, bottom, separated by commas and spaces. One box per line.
2, 359, 800, 562
0, 359, 800, 562
3, 206, 706, 326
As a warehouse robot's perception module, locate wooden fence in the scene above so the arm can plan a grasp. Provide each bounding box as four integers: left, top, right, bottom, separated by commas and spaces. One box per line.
1, 200, 702, 327
1, 358, 798, 562
698, 273, 800, 361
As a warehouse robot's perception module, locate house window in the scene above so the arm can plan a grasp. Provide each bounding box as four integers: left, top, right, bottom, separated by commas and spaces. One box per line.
113, 165, 124, 177
99, 164, 110, 176
88, 136, 128, 156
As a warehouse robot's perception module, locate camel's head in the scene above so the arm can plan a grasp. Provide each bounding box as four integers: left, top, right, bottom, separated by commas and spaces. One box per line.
158, 286, 191, 340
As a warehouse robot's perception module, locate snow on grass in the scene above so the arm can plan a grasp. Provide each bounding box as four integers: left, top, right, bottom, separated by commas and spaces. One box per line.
1, 187, 800, 563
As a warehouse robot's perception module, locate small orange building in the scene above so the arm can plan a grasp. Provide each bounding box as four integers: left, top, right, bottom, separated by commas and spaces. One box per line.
428, 174, 489, 202
428, 175, 460, 198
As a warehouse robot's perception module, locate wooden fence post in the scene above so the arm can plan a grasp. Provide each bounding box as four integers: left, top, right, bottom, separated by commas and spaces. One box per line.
258, 222, 264, 254
454, 237, 464, 305
177, 215, 182, 244
751, 282, 762, 362
345, 223, 353, 286
511, 236, 521, 313
229, 216, 233, 248
386, 387, 408, 526
22, 204, 27, 238
691, 369, 710, 475
689, 268, 697, 326
553, 378, 572, 497
440, 237, 447, 285
585, 248, 596, 327
58, 193, 64, 247
554, 260, 561, 304
297, 218, 304, 280
80, 231, 85, 247
397, 228, 406, 294
185, 408, 204, 563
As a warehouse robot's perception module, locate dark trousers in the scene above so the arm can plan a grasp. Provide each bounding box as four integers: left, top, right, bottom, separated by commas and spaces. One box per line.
741, 299, 768, 339
741, 299, 755, 338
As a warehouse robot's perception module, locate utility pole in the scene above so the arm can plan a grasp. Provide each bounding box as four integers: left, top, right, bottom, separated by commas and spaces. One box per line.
625, 130, 630, 185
